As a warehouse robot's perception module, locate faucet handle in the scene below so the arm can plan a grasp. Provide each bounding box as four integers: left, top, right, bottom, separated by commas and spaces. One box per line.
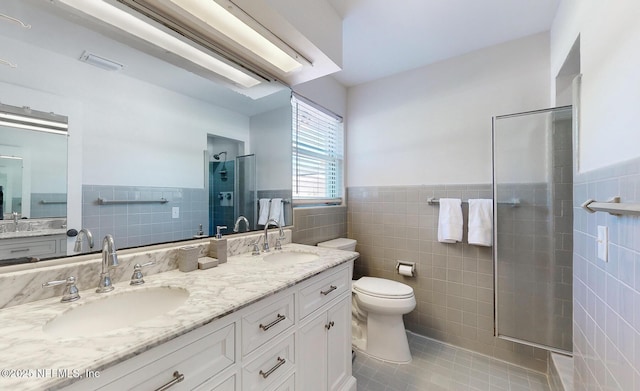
274, 239, 283, 250
130, 262, 155, 285
42, 276, 80, 303
249, 241, 261, 256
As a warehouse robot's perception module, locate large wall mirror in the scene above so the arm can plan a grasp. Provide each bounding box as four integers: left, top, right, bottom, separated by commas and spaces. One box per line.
0, 0, 293, 267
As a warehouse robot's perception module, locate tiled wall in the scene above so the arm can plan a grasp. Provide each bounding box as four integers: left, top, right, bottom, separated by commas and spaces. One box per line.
81, 185, 208, 250
347, 184, 549, 371
573, 157, 640, 389
552, 119, 574, 351
30, 192, 67, 218
292, 205, 347, 246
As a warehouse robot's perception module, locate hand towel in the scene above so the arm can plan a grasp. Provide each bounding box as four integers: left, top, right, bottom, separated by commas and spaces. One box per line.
468, 199, 493, 246
437, 198, 463, 243
258, 198, 270, 225
268, 198, 285, 226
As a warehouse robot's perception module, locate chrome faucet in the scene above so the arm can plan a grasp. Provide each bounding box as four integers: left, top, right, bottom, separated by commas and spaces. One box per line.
42, 276, 80, 303
96, 234, 119, 293
12, 212, 18, 232
233, 216, 250, 233
262, 219, 284, 252
73, 228, 95, 253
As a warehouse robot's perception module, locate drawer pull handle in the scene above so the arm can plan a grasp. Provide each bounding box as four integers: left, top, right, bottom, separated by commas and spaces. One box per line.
259, 313, 286, 331
155, 371, 184, 391
325, 321, 335, 330
320, 285, 337, 296
10, 248, 30, 253
259, 357, 286, 379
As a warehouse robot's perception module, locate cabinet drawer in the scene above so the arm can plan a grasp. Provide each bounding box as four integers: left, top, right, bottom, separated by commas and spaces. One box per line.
97, 323, 235, 391
272, 373, 295, 391
299, 269, 350, 319
0, 238, 57, 259
194, 372, 237, 391
243, 334, 295, 391
242, 293, 294, 356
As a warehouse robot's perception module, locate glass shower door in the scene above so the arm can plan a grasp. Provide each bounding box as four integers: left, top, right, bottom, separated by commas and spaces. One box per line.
493, 106, 573, 354
235, 154, 257, 230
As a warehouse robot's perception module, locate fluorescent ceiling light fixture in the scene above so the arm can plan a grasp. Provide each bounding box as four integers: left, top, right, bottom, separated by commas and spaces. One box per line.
57, 0, 262, 88
167, 0, 303, 73
0, 112, 68, 135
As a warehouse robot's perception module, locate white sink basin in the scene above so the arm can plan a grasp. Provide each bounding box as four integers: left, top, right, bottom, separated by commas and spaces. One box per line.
43, 287, 189, 338
263, 251, 319, 264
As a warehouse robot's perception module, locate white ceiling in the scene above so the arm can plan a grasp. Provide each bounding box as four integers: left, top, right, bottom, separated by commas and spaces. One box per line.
327, 0, 561, 87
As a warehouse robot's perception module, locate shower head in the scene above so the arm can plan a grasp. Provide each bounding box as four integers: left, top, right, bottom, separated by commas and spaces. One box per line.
213, 151, 227, 161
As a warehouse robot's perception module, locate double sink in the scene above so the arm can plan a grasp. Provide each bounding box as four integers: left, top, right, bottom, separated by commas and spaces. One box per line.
41, 249, 320, 339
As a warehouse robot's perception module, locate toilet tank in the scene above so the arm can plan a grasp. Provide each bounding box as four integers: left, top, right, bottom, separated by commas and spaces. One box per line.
317, 238, 357, 251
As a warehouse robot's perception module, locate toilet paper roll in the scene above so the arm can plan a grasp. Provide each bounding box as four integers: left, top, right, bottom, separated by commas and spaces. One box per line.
398, 264, 414, 277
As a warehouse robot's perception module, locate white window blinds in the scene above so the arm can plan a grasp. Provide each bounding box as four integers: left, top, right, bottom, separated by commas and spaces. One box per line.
291, 94, 344, 203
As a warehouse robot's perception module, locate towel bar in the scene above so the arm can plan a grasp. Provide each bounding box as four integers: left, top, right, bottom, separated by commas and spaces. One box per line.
256, 199, 291, 204
97, 197, 168, 205
581, 196, 640, 216
427, 197, 519, 206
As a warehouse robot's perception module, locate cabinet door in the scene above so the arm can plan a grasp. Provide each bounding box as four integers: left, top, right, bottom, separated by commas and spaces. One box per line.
298, 312, 328, 391
327, 297, 351, 391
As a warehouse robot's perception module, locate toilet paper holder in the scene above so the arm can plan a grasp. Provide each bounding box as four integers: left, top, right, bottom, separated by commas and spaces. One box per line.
396, 261, 416, 277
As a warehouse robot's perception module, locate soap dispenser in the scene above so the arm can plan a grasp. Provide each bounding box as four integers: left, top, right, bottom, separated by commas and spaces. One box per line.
209, 225, 228, 264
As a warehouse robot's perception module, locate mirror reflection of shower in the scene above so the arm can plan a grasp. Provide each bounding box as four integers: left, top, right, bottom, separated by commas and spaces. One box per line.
207, 135, 257, 237
212, 151, 228, 181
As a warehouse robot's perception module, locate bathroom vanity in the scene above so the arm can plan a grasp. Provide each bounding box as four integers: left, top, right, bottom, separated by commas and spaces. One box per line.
0, 218, 68, 264
0, 234, 67, 263
0, 235, 357, 391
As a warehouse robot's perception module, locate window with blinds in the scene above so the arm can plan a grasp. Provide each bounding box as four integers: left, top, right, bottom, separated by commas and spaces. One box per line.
291, 94, 344, 204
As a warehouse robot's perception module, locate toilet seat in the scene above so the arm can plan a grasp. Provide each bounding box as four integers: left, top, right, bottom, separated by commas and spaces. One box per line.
353, 277, 414, 299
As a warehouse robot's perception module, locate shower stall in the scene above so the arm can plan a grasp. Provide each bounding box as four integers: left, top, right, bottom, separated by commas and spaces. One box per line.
493, 106, 573, 354
208, 150, 257, 235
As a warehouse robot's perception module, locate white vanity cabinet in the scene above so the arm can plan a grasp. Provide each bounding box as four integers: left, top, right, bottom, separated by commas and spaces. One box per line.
63, 318, 237, 391
62, 261, 355, 391
298, 297, 351, 391
0, 234, 66, 262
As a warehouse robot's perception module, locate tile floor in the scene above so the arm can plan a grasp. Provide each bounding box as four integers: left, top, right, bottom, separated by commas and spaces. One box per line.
353, 333, 551, 391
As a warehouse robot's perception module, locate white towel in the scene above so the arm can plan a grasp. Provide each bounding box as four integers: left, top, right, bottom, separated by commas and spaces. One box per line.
468, 199, 493, 246
268, 198, 285, 226
258, 198, 270, 225
437, 198, 463, 243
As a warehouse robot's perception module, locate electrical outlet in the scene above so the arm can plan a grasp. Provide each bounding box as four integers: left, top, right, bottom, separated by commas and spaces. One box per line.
597, 225, 608, 262
172, 207, 179, 219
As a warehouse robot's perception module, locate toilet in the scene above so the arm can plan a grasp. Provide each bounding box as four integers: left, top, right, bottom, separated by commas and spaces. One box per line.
317, 238, 416, 364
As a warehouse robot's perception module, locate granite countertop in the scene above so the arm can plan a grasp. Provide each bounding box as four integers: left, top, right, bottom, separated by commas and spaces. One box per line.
0, 243, 358, 391
0, 228, 67, 240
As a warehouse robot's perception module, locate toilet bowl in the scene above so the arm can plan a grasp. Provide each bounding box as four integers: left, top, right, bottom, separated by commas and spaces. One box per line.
317, 238, 416, 364
352, 277, 416, 363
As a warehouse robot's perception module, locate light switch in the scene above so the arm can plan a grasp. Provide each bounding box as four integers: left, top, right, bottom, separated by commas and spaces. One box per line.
172, 207, 179, 219
597, 225, 608, 262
